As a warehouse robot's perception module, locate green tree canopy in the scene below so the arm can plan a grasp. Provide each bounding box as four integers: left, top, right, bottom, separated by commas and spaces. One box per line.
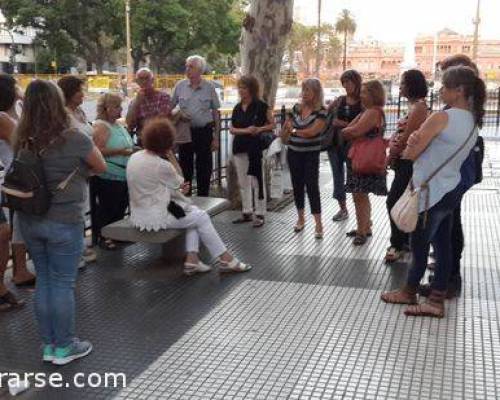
0, 0, 244, 73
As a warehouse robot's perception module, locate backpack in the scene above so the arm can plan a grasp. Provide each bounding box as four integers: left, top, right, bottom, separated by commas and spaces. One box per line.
1, 143, 77, 216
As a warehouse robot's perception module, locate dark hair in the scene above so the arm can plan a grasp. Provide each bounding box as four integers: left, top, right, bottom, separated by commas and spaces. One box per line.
442, 66, 486, 128
237, 75, 260, 99
15, 80, 69, 152
142, 118, 175, 155
340, 69, 362, 99
401, 69, 428, 100
0, 74, 17, 112
439, 54, 479, 76
57, 75, 85, 104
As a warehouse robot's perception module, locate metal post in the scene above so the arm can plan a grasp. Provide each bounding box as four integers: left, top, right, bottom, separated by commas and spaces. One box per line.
125, 0, 134, 88
397, 93, 402, 120
472, 0, 481, 63
496, 87, 500, 128
217, 121, 223, 187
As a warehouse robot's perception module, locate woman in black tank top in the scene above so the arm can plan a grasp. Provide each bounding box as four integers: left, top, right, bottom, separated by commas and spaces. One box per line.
327, 70, 363, 222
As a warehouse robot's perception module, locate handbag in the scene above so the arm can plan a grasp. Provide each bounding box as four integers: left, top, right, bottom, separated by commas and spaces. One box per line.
347, 109, 388, 175
259, 131, 276, 151
391, 124, 477, 233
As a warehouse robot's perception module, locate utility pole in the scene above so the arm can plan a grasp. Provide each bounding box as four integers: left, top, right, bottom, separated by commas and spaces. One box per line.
472, 0, 481, 62
125, 0, 134, 88
315, 0, 321, 77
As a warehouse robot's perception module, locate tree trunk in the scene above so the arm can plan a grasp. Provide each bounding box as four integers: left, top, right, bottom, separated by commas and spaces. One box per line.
240, 0, 294, 108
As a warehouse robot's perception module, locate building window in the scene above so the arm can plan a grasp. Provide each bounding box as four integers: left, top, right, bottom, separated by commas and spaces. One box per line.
415, 46, 423, 54
462, 45, 471, 53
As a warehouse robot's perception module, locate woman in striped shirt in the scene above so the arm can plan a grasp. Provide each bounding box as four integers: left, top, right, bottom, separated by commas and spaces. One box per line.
281, 79, 328, 239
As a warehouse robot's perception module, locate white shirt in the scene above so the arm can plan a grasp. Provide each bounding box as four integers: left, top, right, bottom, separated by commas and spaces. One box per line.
127, 150, 191, 231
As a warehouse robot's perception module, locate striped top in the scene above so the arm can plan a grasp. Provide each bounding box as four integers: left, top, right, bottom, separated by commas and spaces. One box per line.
287, 104, 329, 152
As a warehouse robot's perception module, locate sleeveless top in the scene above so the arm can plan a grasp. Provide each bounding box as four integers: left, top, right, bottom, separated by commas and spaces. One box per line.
413, 108, 477, 212
336, 96, 362, 123
94, 120, 134, 181
69, 107, 93, 138
287, 104, 328, 152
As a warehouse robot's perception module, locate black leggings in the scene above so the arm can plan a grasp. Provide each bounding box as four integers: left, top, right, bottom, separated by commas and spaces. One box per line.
94, 177, 129, 241
287, 149, 321, 214
386, 159, 413, 250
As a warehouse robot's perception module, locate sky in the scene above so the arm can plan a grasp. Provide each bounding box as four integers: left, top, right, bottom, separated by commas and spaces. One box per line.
294, 0, 500, 44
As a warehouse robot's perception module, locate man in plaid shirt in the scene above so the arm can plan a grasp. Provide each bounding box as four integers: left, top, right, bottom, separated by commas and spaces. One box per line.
126, 68, 172, 141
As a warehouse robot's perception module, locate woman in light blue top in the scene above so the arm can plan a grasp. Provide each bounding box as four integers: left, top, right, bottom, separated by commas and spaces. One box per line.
92, 93, 134, 250
381, 66, 486, 318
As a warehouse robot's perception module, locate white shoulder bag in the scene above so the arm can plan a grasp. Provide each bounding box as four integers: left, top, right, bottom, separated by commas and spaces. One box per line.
391, 124, 477, 233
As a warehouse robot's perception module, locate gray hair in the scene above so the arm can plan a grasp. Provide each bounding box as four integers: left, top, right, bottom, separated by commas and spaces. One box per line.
136, 67, 153, 78
186, 55, 207, 73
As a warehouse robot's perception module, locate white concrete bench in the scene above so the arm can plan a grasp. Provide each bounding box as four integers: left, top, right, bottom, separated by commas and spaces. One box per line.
101, 197, 230, 260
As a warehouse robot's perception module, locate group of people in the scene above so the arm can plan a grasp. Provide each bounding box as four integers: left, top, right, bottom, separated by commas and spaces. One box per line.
0, 52, 486, 366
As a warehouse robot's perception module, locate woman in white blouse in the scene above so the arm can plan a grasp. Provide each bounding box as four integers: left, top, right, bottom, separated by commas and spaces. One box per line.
126, 118, 251, 275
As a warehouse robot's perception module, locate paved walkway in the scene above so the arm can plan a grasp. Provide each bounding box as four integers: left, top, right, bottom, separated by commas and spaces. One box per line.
1, 143, 499, 399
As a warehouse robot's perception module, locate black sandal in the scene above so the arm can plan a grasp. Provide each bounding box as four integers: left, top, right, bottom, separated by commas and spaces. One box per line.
353, 235, 368, 246
347, 230, 372, 238
232, 214, 252, 224
99, 238, 117, 250
0, 291, 25, 311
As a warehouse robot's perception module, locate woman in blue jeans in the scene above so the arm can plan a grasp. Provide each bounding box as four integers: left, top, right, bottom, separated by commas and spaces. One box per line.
381, 66, 486, 318
15, 80, 106, 364
327, 70, 362, 222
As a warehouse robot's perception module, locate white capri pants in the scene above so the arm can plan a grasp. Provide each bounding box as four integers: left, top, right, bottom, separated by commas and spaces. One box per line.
233, 153, 266, 217
167, 207, 227, 258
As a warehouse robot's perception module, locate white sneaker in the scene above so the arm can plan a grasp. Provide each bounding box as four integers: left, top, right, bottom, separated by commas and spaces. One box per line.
82, 248, 97, 263
78, 258, 86, 270
183, 261, 212, 276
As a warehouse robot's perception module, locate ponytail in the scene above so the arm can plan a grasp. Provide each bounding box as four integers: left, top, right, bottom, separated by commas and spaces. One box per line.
442, 66, 487, 128
472, 76, 486, 128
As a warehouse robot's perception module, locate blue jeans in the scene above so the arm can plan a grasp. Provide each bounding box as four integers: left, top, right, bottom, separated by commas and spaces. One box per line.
327, 144, 348, 203
407, 184, 464, 292
18, 216, 84, 347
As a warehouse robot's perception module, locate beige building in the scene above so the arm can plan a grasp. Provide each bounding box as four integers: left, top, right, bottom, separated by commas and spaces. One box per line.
415, 28, 500, 79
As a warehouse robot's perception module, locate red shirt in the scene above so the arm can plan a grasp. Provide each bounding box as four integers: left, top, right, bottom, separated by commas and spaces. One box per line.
134, 91, 172, 131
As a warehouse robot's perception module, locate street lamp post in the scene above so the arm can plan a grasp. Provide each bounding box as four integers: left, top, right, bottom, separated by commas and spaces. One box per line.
472, 0, 481, 63
125, 0, 134, 89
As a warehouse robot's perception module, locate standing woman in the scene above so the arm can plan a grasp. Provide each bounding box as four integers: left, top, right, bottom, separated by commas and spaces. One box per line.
92, 93, 134, 249
381, 67, 485, 318
230, 75, 275, 227
342, 80, 388, 246
327, 70, 363, 222
16, 80, 106, 364
385, 70, 428, 263
0, 75, 35, 311
57, 76, 92, 138
282, 78, 327, 238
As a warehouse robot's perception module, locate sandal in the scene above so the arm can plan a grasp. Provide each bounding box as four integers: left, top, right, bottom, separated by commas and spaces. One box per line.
232, 214, 252, 224
99, 238, 117, 251
0, 291, 25, 311
252, 216, 265, 228
347, 230, 372, 238
294, 222, 305, 233
353, 235, 367, 246
384, 247, 401, 263
219, 258, 252, 273
404, 301, 445, 318
381, 288, 417, 305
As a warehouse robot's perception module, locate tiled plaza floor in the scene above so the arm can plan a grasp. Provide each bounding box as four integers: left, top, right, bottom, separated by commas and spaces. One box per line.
0, 143, 499, 399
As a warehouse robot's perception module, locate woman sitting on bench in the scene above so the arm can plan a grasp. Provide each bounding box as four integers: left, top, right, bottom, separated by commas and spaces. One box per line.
126, 118, 252, 276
